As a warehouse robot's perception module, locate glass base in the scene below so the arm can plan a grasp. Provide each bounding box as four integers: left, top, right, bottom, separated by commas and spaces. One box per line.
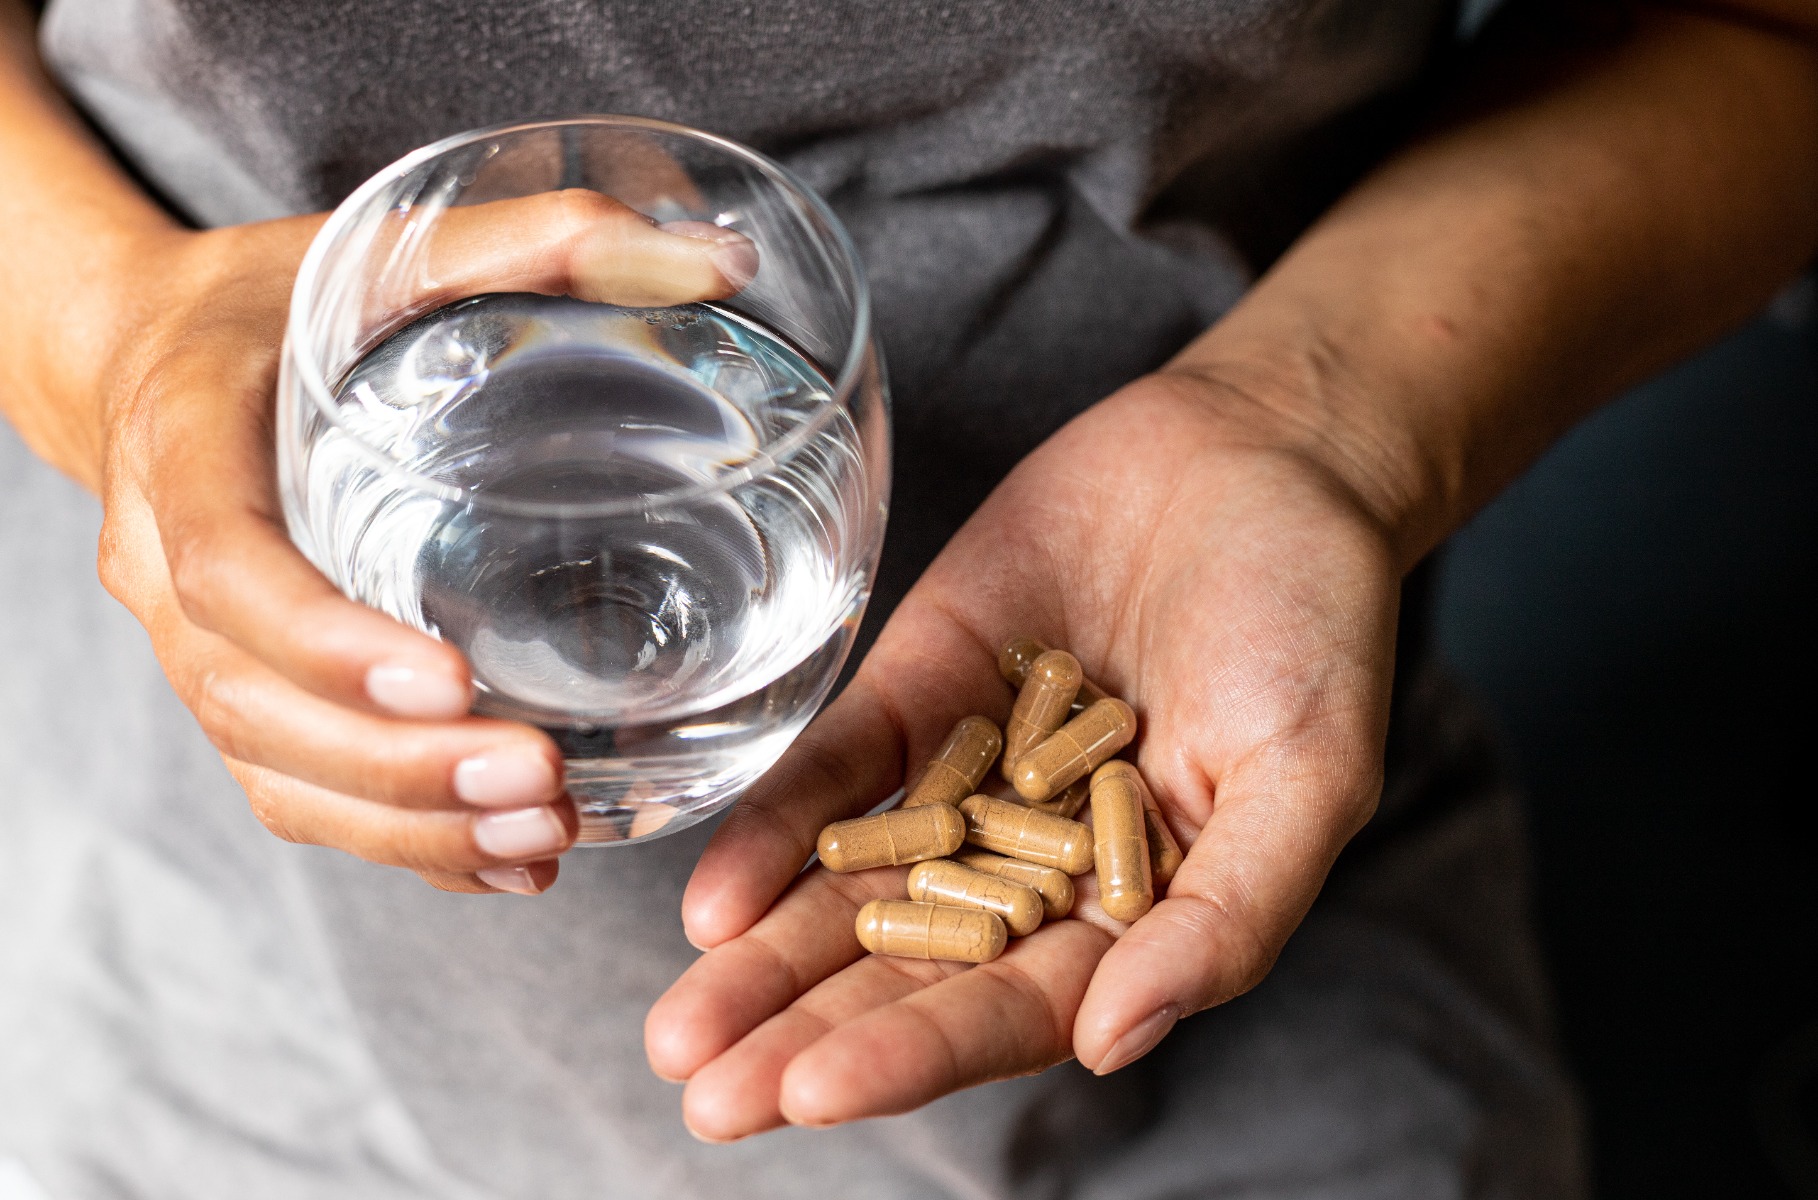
571, 796, 728, 845
544, 617, 863, 847
564, 722, 805, 846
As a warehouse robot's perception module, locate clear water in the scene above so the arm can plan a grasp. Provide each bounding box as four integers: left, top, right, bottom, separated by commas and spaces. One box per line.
300, 293, 872, 843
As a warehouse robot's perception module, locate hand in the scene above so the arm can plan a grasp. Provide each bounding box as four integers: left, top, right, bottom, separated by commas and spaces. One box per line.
644, 369, 1403, 1137
31, 192, 754, 893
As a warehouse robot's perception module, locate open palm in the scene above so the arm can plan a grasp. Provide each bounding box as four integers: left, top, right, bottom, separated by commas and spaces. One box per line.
644, 371, 1403, 1140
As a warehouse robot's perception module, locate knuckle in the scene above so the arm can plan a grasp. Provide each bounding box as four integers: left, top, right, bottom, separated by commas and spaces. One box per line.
95, 519, 133, 604
245, 786, 304, 845
186, 667, 253, 760
550, 186, 631, 233
390, 815, 472, 875
163, 530, 223, 628
1169, 891, 1280, 1002
114, 383, 164, 452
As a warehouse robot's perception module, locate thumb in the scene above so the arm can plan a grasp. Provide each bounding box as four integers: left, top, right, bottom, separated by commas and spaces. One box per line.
1071, 744, 1378, 1074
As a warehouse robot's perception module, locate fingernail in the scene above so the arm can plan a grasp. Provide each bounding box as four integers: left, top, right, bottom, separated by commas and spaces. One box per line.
1093, 1004, 1180, 1076
366, 662, 468, 720
474, 806, 567, 860
684, 1122, 739, 1145
659, 219, 758, 290
454, 748, 559, 807
476, 865, 543, 895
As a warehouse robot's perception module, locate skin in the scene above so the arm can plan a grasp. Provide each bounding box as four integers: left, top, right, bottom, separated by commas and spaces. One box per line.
2, 0, 1816, 1139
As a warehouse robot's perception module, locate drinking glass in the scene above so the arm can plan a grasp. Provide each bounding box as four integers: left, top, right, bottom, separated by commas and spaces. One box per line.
278, 117, 890, 845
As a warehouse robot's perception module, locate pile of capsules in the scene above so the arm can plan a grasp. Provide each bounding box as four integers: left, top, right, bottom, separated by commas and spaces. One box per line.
815, 637, 1183, 964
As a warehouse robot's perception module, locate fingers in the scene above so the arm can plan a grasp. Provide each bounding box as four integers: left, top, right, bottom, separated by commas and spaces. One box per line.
679, 920, 1110, 1141
682, 952, 955, 1141
402, 190, 757, 316
780, 920, 1109, 1126
681, 613, 1010, 949
650, 865, 907, 1082
131, 188, 758, 727
119, 315, 475, 722
106, 488, 564, 812
1071, 744, 1375, 1075
421, 860, 563, 896
187, 643, 560, 810
679, 685, 906, 949
228, 758, 577, 874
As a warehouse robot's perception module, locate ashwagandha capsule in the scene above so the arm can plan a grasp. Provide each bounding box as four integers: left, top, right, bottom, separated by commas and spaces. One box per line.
908, 859, 1044, 936
1002, 650, 1081, 782
818, 804, 965, 872
1025, 775, 1089, 819
1011, 698, 1137, 804
1145, 807, 1184, 891
958, 794, 1093, 875
953, 849, 1075, 920
1089, 761, 1154, 922
855, 899, 1006, 963
997, 636, 1109, 707
996, 637, 1046, 689
903, 716, 1003, 808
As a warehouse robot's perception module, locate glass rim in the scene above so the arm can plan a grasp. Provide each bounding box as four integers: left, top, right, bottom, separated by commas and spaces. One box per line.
284, 114, 874, 520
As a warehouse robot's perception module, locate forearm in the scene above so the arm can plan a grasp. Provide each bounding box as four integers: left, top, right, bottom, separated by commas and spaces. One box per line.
0, 0, 180, 488
1177, 2, 1818, 569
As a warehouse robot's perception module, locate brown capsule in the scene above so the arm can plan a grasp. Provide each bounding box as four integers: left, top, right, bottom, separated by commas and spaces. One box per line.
1089, 761, 1154, 922
817, 804, 965, 872
1012, 698, 1137, 804
997, 637, 1047, 687
1001, 650, 1082, 782
997, 636, 1109, 708
1024, 775, 1089, 819
953, 849, 1075, 920
957, 794, 1093, 875
1144, 806, 1184, 892
908, 860, 1044, 936
855, 899, 1006, 963
903, 716, 1003, 808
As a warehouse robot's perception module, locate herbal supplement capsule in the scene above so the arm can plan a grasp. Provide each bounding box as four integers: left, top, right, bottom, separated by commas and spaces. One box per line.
1089, 761, 1155, 922
958, 794, 1093, 875
908, 860, 1044, 936
954, 849, 1075, 920
855, 899, 1006, 963
1011, 698, 1137, 804
1001, 650, 1082, 782
997, 636, 1109, 706
1105, 758, 1184, 889
902, 716, 1002, 808
997, 637, 1046, 688
818, 803, 965, 872
1146, 808, 1183, 890
1026, 776, 1089, 819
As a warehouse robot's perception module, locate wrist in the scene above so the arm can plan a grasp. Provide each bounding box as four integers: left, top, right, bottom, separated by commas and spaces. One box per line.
1155, 330, 1461, 575
3, 221, 193, 492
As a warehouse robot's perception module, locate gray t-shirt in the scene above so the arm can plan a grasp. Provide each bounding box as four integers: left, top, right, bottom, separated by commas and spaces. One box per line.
0, 3, 1585, 1197
39, 0, 1461, 612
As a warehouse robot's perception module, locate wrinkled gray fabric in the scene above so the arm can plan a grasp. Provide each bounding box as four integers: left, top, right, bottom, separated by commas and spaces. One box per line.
3, 1, 1587, 1196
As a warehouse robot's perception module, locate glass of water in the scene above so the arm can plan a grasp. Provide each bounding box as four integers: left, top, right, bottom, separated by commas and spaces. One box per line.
278, 117, 889, 846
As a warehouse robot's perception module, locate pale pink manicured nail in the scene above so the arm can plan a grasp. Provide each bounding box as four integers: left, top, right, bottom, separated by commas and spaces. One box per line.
474, 806, 567, 860
1093, 1004, 1181, 1076
365, 663, 469, 719
476, 865, 542, 895
454, 748, 559, 807
659, 219, 758, 290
